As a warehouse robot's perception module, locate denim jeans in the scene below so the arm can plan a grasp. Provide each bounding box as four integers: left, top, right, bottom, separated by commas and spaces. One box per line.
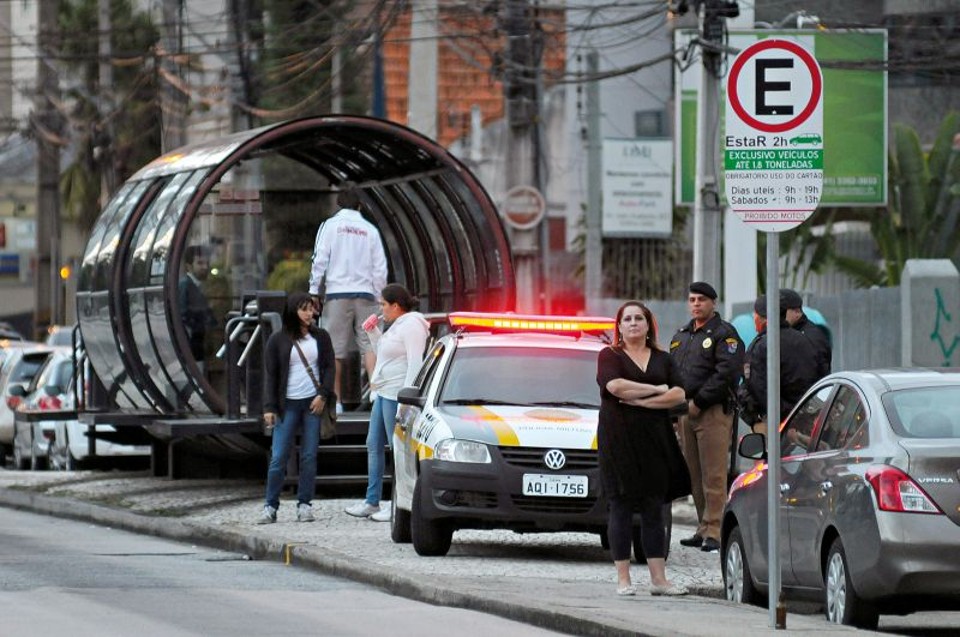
364, 396, 398, 506
264, 397, 321, 510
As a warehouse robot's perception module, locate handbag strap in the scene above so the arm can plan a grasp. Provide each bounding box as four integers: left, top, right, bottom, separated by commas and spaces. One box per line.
292, 338, 323, 395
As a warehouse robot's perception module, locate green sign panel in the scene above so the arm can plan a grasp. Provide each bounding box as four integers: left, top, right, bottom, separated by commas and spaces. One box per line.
676, 29, 887, 207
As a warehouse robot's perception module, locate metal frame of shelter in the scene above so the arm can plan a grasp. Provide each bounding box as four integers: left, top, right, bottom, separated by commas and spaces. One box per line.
75, 115, 516, 420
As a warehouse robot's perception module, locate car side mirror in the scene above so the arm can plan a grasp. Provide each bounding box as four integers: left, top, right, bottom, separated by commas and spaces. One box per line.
397, 385, 426, 408
739, 432, 767, 460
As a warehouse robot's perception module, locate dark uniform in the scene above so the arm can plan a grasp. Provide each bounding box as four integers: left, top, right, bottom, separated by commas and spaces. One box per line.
670, 314, 744, 413
792, 313, 832, 379
670, 312, 743, 549
738, 319, 821, 428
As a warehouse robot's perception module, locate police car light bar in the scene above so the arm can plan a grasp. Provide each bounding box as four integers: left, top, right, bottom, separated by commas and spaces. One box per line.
448, 312, 615, 334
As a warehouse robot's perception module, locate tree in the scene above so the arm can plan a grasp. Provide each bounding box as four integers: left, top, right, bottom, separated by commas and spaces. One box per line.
57, 0, 160, 233
770, 112, 960, 291
832, 111, 960, 287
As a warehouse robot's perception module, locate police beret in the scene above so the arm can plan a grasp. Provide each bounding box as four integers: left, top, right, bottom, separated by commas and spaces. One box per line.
780, 288, 803, 309
754, 295, 767, 318
689, 281, 717, 300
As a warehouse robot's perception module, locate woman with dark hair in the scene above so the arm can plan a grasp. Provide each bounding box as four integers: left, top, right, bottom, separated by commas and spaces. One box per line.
256, 292, 335, 524
597, 301, 691, 596
345, 283, 429, 520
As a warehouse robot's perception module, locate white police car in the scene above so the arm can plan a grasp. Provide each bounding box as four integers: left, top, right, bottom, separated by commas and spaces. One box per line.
389, 312, 615, 556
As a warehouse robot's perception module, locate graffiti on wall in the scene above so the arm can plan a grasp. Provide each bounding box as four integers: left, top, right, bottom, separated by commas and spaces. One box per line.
930, 288, 959, 366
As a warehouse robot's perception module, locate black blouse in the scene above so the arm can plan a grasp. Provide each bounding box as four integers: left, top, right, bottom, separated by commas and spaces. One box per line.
596, 347, 691, 503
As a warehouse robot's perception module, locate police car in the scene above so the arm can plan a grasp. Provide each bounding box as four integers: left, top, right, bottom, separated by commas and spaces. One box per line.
389, 312, 615, 556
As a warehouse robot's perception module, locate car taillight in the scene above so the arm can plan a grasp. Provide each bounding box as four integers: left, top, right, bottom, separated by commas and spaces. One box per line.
865, 465, 942, 514
6, 396, 21, 410
37, 395, 62, 410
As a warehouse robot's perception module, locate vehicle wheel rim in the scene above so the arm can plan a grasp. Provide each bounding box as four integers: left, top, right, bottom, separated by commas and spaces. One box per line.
826, 552, 846, 623
725, 542, 744, 602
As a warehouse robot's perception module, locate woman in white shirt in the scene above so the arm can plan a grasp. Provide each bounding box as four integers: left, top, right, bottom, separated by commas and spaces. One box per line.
345, 284, 429, 521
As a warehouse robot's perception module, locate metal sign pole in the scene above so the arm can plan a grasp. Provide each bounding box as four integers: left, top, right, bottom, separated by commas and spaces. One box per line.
766, 237, 781, 627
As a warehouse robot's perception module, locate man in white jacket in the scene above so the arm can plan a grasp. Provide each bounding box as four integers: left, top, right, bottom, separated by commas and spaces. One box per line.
345, 284, 429, 520
309, 185, 388, 414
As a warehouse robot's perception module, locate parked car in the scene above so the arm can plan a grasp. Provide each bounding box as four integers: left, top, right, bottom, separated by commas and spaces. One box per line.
44, 324, 77, 348
18, 348, 150, 471
721, 369, 960, 628
11, 348, 69, 470
391, 312, 668, 559
0, 346, 55, 466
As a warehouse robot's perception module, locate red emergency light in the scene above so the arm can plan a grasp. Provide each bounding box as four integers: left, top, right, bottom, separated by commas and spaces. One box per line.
448, 312, 615, 335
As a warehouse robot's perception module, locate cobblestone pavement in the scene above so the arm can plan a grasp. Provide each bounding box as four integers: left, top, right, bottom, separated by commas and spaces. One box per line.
0, 469, 874, 637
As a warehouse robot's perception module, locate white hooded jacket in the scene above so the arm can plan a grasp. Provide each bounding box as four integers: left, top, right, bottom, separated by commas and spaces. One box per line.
368, 311, 430, 400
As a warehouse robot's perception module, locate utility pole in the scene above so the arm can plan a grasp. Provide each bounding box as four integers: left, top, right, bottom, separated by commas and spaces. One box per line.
407, 0, 438, 139
691, 0, 738, 288
160, 0, 187, 150
34, 0, 62, 333
584, 51, 602, 312
98, 0, 117, 203
501, 0, 542, 313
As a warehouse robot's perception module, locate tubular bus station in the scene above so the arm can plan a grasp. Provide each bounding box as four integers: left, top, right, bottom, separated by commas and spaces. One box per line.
71, 115, 516, 478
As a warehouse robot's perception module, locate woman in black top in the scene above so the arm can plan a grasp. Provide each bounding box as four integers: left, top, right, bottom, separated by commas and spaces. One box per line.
597, 301, 691, 596
256, 292, 335, 525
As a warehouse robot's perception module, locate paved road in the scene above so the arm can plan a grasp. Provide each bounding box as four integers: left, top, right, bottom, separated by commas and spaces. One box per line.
0, 469, 914, 636
0, 507, 567, 637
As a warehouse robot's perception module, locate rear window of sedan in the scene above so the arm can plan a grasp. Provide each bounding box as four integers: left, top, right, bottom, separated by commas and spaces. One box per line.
440, 347, 601, 408
884, 387, 960, 438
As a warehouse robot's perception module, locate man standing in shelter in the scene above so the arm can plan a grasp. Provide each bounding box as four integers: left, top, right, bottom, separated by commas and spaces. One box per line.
781, 288, 832, 380
670, 281, 744, 553
309, 184, 388, 415
179, 245, 216, 373
737, 295, 821, 436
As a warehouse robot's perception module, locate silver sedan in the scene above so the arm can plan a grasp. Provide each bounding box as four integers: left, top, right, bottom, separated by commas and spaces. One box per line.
721, 369, 960, 629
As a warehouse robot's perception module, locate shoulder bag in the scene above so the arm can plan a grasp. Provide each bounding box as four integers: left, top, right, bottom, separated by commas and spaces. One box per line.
292, 338, 337, 440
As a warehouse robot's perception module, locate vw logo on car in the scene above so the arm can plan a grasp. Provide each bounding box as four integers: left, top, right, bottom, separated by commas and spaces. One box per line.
543, 449, 566, 470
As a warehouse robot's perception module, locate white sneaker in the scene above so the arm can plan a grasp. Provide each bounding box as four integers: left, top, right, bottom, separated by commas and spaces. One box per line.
370, 508, 391, 522
255, 505, 277, 524
297, 503, 315, 522
344, 501, 380, 517
335, 402, 344, 416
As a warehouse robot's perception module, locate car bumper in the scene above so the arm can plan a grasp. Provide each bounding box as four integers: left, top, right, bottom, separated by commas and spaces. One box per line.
853, 511, 960, 602
416, 453, 606, 533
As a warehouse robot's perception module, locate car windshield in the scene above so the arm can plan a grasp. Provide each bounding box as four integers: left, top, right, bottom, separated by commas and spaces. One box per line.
440, 346, 600, 408
884, 386, 960, 439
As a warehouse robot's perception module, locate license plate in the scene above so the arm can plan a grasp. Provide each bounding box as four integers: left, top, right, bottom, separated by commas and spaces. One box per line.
522, 473, 588, 498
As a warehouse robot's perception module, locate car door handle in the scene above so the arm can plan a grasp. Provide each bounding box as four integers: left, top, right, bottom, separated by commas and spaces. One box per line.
820, 481, 833, 495
779, 483, 790, 494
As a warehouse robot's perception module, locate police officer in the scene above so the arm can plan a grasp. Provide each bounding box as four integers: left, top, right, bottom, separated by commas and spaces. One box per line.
781, 288, 832, 380
670, 282, 744, 553
738, 295, 821, 437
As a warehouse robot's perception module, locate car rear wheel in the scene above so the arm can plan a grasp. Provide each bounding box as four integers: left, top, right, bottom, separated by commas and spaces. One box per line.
12, 440, 28, 470
724, 526, 761, 605
29, 445, 47, 471
0, 443, 8, 467
390, 481, 412, 544
411, 478, 453, 556
824, 538, 878, 629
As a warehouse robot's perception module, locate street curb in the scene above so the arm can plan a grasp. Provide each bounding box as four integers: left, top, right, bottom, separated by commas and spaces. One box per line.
0, 488, 674, 637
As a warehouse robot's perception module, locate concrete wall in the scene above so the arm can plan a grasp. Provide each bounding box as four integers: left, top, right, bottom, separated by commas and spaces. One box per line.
595, 259, 960, 373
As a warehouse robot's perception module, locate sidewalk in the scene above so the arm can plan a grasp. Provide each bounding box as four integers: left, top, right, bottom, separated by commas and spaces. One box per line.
0, 470, 873, 637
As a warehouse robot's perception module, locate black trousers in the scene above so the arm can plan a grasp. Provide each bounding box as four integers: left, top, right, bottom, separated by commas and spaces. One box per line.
607, 495, 665, 561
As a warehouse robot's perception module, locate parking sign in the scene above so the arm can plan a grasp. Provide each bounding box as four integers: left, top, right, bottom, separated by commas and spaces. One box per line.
724, 39, 824, 232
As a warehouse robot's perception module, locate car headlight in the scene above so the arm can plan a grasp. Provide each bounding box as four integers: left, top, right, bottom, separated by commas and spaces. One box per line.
434, 439, 491, 463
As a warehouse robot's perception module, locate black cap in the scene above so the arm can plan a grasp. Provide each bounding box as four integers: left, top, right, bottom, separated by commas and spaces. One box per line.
754, 295, 767, 318
689, 281, 718, 300
780, 288, 803, 309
